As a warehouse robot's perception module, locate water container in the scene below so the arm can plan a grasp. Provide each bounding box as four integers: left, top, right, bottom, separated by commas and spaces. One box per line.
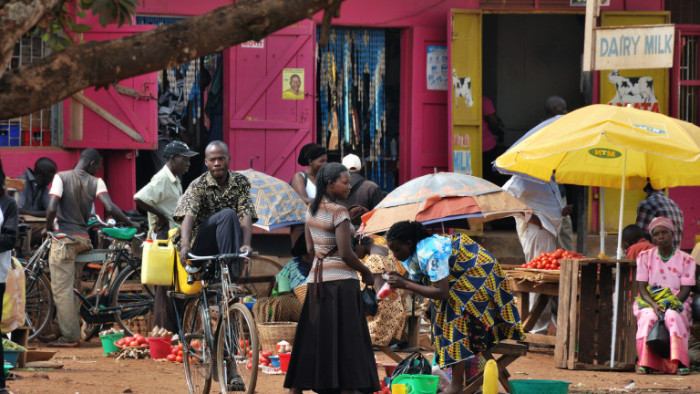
141, 239, 175, 285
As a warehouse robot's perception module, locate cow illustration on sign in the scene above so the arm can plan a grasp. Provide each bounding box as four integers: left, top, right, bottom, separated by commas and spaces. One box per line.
607, 70, 659, 112
452, 69, 473, 108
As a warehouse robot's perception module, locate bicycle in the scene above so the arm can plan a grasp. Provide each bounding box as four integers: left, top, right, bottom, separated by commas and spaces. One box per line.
23, 221, 154, 341
172, 251, 259, 394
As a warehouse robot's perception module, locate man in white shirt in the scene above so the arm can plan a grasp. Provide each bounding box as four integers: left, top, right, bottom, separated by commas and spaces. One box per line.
134, 140, 196, 333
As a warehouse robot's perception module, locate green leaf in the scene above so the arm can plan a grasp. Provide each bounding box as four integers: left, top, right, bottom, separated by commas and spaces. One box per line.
72, 24, 92, 33
98, 8, 111, 27
42, 32, 50, 42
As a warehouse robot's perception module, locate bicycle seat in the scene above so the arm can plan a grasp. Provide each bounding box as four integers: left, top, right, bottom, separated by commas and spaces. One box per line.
102, 227, 137, 240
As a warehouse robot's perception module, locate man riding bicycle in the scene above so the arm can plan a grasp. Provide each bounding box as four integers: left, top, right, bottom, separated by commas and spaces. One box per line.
44, 148, 139, 347
173, 140, 257, 391
173, 140, 256, 280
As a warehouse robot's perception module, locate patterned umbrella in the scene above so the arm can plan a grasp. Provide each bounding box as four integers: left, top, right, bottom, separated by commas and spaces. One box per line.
239, 169, 307, 231
360, 172, 531, 234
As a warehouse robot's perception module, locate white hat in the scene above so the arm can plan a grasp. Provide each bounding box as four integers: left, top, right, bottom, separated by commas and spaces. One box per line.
342, 154, 362, 172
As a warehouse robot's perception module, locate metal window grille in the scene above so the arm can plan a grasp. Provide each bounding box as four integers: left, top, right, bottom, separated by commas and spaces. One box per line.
679, 34, 699, 125
1, 35, 55, 147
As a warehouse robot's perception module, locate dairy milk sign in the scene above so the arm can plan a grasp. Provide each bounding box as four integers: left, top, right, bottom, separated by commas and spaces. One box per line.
594, 25, 674, 70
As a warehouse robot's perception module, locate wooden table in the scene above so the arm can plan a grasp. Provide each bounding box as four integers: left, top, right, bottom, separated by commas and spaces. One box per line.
507, 269, 560, 347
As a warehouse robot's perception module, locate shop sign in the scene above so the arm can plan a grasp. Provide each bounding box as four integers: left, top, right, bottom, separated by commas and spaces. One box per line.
594, 25, 674, 70
241, 39, 265, 49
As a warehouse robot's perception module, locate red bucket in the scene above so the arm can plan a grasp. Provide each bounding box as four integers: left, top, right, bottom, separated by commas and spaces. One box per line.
148, 337, 172, 359
278, 352, 291, 373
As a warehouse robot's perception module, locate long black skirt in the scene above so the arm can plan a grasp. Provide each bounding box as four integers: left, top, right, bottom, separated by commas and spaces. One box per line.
283, 279, 380, 393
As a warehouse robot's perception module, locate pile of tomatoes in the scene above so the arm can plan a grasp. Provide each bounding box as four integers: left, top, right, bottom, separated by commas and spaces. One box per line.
245, 349, 275, 370
115, 333, 148, 348
520, 249, 585, 271
166, 343, 184, 363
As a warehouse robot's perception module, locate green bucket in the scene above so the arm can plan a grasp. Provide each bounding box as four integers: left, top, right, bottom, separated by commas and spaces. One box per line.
509, 379, 571, 394
392, 374, 439, 394
99, 332, 124, 356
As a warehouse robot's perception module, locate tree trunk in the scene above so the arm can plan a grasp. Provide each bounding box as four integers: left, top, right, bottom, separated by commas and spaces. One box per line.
0, 0, 344, 120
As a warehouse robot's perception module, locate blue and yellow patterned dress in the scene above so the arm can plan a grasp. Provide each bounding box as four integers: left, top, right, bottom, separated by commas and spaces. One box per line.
399, 234, 524, 368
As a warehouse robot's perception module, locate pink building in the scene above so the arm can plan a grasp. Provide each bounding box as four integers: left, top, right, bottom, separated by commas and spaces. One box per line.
2, 0, 699, 248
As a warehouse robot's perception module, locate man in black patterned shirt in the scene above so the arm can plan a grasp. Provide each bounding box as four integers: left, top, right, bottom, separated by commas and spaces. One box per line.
173, 140, 257, 277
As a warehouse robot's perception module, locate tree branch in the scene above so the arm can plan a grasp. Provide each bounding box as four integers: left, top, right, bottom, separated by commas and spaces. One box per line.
0, 0, 344, 120
0, 0, 63, 79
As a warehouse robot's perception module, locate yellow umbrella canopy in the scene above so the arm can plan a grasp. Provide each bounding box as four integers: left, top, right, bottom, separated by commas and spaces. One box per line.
495, 104, 700, 190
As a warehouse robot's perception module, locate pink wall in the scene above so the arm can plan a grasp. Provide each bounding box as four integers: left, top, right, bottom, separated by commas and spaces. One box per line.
0, 148, 80, 179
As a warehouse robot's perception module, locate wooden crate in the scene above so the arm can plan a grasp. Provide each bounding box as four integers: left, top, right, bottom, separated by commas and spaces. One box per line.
554, 258, 637, 371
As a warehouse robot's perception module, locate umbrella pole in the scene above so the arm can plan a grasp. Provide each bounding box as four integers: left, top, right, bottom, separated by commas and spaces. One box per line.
610, 149, 627, 367
600, 188, 605, 255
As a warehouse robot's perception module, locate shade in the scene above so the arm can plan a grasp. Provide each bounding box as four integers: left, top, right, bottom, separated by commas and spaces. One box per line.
239, 169, 307, 231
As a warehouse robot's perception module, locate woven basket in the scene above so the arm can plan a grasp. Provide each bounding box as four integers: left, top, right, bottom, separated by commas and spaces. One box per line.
257, 322, 297, 352
293, 285, 307, 305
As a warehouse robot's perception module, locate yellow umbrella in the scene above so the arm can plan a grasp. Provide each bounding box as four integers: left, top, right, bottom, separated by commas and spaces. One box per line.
495, 104, 700, 367
496, 104, 700, 190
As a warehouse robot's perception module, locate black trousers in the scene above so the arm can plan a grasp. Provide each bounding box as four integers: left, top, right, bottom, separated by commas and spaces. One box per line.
0, 282, 6, 389
192, 209, 243, 278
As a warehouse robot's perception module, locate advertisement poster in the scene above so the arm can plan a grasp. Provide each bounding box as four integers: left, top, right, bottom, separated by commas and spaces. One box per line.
426, 45, 447, 90
241, 39, 265, 49
282, 68, 304, 100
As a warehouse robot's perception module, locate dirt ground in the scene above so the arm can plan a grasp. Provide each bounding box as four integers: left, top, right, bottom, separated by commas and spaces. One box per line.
4, 341, 699, 393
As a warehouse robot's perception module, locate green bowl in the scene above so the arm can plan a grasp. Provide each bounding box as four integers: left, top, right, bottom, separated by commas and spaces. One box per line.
509, 379, 571, 394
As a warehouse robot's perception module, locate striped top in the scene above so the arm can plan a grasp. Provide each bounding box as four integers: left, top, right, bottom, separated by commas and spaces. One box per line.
306, 199, 358, 283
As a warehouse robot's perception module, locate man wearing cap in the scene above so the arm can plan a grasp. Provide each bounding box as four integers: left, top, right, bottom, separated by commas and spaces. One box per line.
134, 140, 196, 333
338, 154, 384, 226
135, 141, 196, 239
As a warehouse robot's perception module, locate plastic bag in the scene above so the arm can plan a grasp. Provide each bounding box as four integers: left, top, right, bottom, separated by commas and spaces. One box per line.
2, 257, 25, 334
361, 285, 378, 316
646, 313, 670, 358
391, 352, 432, 382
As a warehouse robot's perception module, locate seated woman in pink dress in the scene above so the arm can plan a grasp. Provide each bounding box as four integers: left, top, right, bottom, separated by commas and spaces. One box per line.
634, 217, 696, 375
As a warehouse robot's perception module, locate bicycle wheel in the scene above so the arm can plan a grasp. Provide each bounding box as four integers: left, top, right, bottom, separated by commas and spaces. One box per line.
216, 303, 259, 394
24, 270, 55, 341
183, 297, 214, 394
109, 265, 155, 336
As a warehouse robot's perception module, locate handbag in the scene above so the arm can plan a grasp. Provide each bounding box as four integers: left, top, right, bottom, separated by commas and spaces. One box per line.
646, 313, 670, 358
361, 285, 378, 316
390, 351, 432, 382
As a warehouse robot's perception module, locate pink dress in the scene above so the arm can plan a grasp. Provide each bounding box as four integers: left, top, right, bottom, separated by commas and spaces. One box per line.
633, 247, 696, 373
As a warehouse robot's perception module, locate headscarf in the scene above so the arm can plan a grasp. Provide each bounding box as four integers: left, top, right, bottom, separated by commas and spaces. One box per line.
297, 143, 326, 166
649, 216, 675, 236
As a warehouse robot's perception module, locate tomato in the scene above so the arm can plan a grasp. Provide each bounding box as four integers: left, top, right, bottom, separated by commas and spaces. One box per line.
175, 355, 183, 363
190, 340, 201, 350
178, 350, 183, 357
137, 336, 147, 345
247, 361, 252, 370
124, 336, 133, 344
261, 350, 273, 358
129, 340, 140, 347
521, 263, 527, 268
178, 343, 183, 350
239, 339, 245, 348
248, 350, 253, 357
166, 354, 176, 362
116, 338, 125, 346
171, 347, 179, 355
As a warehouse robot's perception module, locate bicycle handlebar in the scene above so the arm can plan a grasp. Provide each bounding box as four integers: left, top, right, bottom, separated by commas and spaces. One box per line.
187, 250, 253, 261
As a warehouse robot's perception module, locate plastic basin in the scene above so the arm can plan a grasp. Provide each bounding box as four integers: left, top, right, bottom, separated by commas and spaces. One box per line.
148, 337, 172, 359
509, 379, 572, 394
99, 332, 124, 356
3, 351, 20, 367
391, 374, 439, 394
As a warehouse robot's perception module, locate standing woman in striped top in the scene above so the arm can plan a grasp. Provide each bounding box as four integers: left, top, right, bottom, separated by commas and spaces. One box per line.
284, 162, 379, 394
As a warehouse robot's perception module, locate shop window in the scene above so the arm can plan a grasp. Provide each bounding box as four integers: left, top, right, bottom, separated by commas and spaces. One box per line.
673, 28, 700, 125
1, 35, 55, 147
316, 27, 400, 192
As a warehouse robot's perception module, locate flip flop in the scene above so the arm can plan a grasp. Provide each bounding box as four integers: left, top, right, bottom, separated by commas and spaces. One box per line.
47, 338, 79, 348
677, 367, 691, 376
636, 366, 649, 375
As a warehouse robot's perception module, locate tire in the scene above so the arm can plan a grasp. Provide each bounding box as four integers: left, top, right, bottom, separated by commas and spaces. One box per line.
24, 270, 55, 342
216, 303, 259, 394
183, 298, 214, 394
109, 265, 155, 337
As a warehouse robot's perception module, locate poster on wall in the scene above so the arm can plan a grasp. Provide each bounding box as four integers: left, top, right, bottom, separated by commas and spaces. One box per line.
426, 46, 447, 90
282, 68, 305, 100
452, 133, 472, 174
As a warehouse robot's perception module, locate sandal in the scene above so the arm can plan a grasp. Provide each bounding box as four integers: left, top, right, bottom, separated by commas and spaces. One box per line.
677, 367, 690, 376
47, 338, 79, 348
636, 366, 649, 375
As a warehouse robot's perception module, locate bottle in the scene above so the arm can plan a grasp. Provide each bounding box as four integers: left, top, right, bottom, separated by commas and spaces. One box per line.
482, 359, 498, 394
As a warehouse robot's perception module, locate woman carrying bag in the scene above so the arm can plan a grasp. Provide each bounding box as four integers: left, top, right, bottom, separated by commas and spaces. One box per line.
634, 217, 695, 375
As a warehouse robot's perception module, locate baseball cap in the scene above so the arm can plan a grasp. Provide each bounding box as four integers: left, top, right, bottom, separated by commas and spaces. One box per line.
164, 141, 198, 158
342, 154, 362, 172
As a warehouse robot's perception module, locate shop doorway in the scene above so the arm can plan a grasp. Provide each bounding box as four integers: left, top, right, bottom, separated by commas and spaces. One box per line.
316, 27, 401, 192
134, 16, 223, 191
